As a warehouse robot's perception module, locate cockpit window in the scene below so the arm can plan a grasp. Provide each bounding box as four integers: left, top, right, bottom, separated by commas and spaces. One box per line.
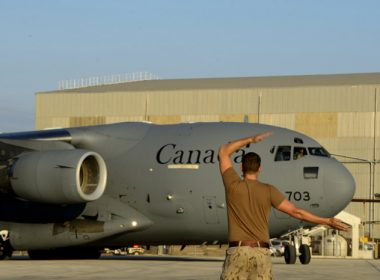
294, 147, 307, 160
275, 146, 291, 161
294, 137, 304, 144
308, 147, 330, 157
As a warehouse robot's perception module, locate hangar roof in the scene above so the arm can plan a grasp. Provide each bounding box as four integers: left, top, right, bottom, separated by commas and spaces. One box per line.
41, 72, 380, 94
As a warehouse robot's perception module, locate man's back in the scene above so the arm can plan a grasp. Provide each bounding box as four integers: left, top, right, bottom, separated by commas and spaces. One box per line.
222, 167, 284, 242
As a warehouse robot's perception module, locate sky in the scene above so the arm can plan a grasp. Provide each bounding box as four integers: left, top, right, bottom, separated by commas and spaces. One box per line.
1, 0, 380, 132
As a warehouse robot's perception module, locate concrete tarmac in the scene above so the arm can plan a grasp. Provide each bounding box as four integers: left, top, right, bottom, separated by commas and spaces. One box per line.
0, 256, 379, 280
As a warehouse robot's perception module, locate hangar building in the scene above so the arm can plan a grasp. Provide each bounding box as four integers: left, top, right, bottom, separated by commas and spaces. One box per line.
36, 72, 380, 239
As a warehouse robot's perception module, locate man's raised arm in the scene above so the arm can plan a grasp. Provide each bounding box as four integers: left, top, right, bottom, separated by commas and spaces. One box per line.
218, 132, 272, 174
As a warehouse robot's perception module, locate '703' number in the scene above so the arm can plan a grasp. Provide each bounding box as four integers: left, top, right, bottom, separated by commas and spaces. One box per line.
285, 191, 310, 201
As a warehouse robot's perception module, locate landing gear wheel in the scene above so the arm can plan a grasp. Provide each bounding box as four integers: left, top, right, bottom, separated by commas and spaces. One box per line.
0, 240, 13, 260
299, 244, 311, 265
284, 244, 296, 264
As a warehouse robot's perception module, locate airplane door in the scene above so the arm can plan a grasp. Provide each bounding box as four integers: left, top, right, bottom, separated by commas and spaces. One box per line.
202, 196, 220, 224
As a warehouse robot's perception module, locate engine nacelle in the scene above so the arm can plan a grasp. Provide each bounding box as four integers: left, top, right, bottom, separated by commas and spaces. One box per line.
10, 149, 107, 204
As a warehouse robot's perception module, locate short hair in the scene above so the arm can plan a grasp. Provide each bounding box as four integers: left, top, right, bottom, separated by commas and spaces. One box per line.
242, 152, 261, 174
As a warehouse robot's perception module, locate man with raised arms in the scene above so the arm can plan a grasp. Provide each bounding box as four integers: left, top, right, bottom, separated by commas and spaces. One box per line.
219, 132, 349, 280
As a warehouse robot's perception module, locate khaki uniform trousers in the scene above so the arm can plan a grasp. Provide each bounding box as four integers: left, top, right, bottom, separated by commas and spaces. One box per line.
220, 246, 272, 280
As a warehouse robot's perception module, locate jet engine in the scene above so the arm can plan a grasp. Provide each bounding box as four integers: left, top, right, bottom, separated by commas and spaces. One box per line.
9, 149, 107, 204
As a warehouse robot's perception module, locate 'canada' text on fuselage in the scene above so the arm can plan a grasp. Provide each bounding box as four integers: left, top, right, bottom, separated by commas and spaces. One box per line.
156, 143, 246, 165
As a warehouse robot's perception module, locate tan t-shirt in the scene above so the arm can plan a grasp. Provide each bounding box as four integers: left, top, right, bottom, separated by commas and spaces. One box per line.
222, 167, 286, 243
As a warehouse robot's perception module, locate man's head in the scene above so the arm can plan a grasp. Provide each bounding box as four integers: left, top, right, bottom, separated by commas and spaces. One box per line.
242, 152, 261, 175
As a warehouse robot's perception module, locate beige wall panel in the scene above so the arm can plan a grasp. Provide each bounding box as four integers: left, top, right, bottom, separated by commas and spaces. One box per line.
344, 203, 368, 222
147, 90, 220, 115
342, 163, 372, 228
318, 137, 373, 160
106, 116, 146, 123
259, 113, 295, 130
56, 94, 86, 116
36, 92, 147, 118
220, 90, 259, 114
261, 86, 374, 113
319, 136, 373, 203
35, 118, 50, 130
375, 102, 380, 159
219, 114, 245, 122
248, 114, 258, 123
373, 226, 380, 239
147, 115, 181, 124
70, 94, 98, 116
147, 91, 187, 115
91, 92, 147, 116
376, 86, 380, 114
374, 164, 380, 238
295, 112, 337, 138
376, 138, 380, 162
51, 117, 70, 128
35, 94, 45, 119
181, 115, 219, 122
36, 93, 65, 118
69, 116, 106, 127
147, 89, 259, 116
375, 164, 380, 197
36, 94, 61, 117
345, 164, 372, 198
338, 112, 374, 138
199, 90, 225, 114
73, 92, 146, 116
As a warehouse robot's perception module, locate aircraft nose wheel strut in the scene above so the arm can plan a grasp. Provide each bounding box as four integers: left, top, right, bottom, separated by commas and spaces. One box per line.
282, 228, 311, 265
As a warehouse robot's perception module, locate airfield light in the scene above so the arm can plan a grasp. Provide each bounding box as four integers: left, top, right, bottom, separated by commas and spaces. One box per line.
131, 221, 138, 227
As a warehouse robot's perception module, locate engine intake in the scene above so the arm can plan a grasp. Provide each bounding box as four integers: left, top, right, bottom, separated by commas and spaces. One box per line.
10, 149, 107, 204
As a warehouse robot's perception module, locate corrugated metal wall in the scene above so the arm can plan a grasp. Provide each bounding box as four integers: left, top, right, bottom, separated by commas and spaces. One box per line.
35, 81, 380, 239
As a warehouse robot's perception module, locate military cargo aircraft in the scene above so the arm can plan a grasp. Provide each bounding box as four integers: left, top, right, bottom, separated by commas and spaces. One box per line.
0, 122, 355, 263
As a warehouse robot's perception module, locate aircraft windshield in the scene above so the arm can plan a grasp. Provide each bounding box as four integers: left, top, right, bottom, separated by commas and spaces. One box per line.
274, 146, 330, 161
293, 147, 307, 160
274, 146, 291, 161
308, 147, 330, 157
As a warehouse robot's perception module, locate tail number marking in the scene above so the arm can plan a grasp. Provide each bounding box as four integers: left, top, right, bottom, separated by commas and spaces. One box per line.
285, 191, 310, 202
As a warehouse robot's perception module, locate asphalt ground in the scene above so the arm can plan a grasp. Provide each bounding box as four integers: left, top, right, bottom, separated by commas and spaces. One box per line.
0, 256, 379, 280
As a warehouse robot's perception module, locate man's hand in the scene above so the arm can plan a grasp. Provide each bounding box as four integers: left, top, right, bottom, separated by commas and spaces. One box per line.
327, 218, 350, 231
252, 132, 273, 143
277, 200, 351, 232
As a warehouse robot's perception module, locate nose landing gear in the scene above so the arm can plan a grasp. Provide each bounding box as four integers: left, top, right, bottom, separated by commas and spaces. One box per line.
282, 228, 311, 265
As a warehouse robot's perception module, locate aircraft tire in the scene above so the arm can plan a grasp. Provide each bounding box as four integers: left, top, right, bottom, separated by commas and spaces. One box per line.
0, 240, 13, 260
28, 247, 101, 260
299, 244, 311, 265
284, 244, 296, 264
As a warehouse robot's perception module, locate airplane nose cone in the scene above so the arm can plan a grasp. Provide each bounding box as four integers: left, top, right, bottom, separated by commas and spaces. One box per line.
324, 159, 356, 214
